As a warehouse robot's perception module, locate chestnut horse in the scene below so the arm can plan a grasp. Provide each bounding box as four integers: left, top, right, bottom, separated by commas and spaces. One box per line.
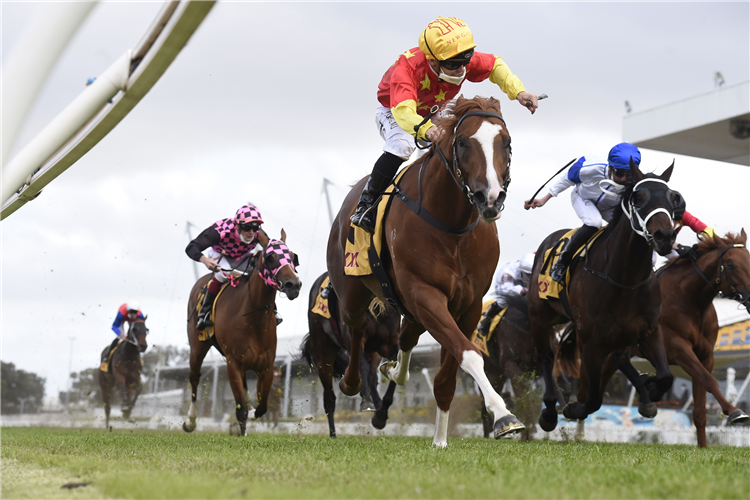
300, 271, 400, 437
328, 96, 525, 447
183, 230, 301, 436
99, 318, 149, 427
528, 163, 681, 431
654, 231, 750, 446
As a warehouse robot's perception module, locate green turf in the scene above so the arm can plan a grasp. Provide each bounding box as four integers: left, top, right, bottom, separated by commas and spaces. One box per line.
1, 427, 747, 499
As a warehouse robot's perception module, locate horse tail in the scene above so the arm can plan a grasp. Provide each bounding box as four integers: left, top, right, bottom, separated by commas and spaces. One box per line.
298, 333, 315, 367
554, 323, 580, 378
368, 297, 386, 319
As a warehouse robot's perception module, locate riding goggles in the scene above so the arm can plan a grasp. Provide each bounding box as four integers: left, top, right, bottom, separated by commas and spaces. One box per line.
441, 49, 474, 70
238, 222, 261, 232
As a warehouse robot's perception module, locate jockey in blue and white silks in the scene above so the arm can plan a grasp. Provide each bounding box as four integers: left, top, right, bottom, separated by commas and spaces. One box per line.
525, 142, 641, 284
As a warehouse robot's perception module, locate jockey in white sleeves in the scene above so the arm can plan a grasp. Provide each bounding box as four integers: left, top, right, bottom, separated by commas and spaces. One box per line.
524, 142, 641, 284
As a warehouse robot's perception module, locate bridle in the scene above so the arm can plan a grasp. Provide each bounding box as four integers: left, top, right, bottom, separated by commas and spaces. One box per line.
621, 178, 676, 246
126, 319, 148, 347
659, 243, 749, 308
433, 110, 512, 208
258, 239, 299, 294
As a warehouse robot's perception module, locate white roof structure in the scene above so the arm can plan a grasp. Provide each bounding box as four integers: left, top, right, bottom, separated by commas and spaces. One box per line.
623, 81, 750, 166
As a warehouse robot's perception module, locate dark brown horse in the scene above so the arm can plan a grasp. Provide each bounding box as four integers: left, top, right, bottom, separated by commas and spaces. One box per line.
183, 230, 301, 436
528, 163, 681, 431
328, 96, 525, 447
300, 271, 400, 437
99, 318, 149, 427
653, 231, 749, 446
477, 293, 543, 440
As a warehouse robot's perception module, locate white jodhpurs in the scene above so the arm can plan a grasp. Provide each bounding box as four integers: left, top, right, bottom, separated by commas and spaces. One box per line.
206, 248, 237, 284
376, 105, 416, 161
571, 190, 612, 229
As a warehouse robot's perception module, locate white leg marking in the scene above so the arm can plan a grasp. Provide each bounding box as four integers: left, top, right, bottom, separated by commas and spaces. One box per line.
460, 350, 510, 420
188, 401, 197, 421
432, 408, 449, 448
575, 420, 585, 441
384, 348, 412, 385
471, 122, 505, 207
248, 408, 256, 419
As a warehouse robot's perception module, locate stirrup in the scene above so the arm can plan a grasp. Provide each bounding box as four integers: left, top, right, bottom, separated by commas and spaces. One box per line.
550, 262, 567, 285
350, 205, 376, 233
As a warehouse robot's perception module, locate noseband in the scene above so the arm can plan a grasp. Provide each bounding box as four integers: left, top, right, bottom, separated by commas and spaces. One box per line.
621, 178, 676, 245
433, 110, 512, 207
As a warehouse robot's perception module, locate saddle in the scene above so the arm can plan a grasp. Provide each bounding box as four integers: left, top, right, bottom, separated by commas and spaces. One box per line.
99, 341, 122, 373
537, 226, 606, 300
470, 301, 508, 356
194, 279, 233, 342
310, 276, 347, 349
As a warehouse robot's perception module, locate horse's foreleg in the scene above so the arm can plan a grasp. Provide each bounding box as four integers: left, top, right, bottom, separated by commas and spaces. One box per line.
637, 327, 674, 402
538, 343, 560, 431
382, 348, 412, 385
226, 360, 249, 436
609, 349, 657, 418
358, 351, 375, 411
432, 347, 459, 448
100, 373, 112, 428
577, 345, 606, 419
371, 381, 396, 430
340, 326, 364, 396
183, 341, 210, 433
692, 376, 708, 448
252, 367, 274, 421
368, 353, 383, 410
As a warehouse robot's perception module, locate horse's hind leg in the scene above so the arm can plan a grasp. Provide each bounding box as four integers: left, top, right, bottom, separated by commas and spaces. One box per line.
252, 366, 274, 422
183, 338, 211, 433
565, 344, 606, 421
100, 372, 112, 428
358, 352, 376, 411
367, 353, 383, 411
637, 326, 674, 402
371, 381, 396, 430
432, 347, 459, 448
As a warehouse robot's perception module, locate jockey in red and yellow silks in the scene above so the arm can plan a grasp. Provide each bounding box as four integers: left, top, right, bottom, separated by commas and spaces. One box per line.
350, 16, 540, 233
676, 211, 715, 239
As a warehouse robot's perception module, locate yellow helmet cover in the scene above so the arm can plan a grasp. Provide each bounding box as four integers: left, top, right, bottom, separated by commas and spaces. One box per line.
418, 17, 476, 61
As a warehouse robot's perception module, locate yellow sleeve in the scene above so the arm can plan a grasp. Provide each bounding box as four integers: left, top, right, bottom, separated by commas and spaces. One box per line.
489, 56, 526, 101
392, 100, 434, 140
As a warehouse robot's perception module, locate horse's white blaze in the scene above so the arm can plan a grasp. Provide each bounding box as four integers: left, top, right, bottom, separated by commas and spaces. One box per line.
433, 409, 449, 448
460, 350, 510, 420
385, 348, 412, 385
471, 121, 504, 207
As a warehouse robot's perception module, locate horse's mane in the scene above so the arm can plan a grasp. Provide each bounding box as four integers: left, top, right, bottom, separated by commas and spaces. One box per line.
665, 231, 746, 268
432, 96, 503, 149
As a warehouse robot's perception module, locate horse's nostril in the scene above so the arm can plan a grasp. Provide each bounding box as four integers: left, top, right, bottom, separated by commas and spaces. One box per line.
473, 191, 486, 206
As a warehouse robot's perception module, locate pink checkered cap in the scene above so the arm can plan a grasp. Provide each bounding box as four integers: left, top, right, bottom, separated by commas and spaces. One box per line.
235, 204, 263, 225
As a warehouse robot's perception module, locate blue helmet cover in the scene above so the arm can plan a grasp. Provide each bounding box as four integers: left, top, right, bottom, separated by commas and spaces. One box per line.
608, 142, 641, 170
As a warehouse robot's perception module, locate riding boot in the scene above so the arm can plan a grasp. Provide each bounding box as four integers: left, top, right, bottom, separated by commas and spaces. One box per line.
477, 301, 503, 336
551, 225, 599, 285
196, 290, 218, 331
102, 337, 120, 363
274, 305, 283, 326
350, 152, 404, 233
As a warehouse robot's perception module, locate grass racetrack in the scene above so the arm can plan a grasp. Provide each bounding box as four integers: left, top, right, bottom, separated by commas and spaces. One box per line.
2, 427, 748, 499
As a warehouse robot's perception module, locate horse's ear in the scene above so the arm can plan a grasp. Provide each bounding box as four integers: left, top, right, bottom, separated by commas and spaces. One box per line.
740, 228, 747, 245
660, 160, 675, 182
280, 228, 287, 243
630, 157, 644, 182
143, 314, 148, 321
257, 229, 269, 249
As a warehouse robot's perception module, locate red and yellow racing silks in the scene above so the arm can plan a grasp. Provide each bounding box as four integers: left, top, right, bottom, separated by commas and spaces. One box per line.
376, 48, 526, 140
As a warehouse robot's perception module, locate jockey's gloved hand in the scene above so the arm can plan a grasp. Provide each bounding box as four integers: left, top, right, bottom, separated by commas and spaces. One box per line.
675, 244, 695, 257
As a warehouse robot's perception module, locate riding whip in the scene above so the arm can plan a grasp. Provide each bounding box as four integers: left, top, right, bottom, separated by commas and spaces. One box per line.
525, 93, 548, 110
525, 157, 577, 208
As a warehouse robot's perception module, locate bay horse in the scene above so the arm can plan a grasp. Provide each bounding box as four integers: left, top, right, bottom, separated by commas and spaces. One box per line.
528, 162, 681, 431
328, 96, 525, 447
300, 271, 400, 438
477, 293, 542, 440
182, 230, 301, 436
651, 230, 749, 446
99, 318, 149, 427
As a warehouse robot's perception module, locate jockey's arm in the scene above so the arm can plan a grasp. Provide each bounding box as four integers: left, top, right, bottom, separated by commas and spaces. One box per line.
186, 226, 222, 270
488, 56, 537, 113
391, 100, 435, 141
112, 313, 124, 335
681, 211, 714, 238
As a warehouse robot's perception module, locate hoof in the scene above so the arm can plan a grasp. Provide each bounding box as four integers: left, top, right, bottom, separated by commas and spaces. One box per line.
371, 412, 388, 430
638, 402, 658, 419
339, 377, 361, 396
494, 414, 525, 438
360, 400, 377, 412
562, 403, 586, 421
539, 408, 558, 432
182, 420, 196, 433
728, 409, 750, 425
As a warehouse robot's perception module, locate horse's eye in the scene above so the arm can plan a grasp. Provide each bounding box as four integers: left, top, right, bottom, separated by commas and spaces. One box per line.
457, 137, 467, 149
727, 260, 736, 270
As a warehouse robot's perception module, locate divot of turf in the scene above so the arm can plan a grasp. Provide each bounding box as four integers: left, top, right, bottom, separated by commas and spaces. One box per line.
1, 457, 104, 499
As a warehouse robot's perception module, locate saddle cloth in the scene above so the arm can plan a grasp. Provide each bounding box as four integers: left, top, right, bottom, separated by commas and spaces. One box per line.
344, 166, 411, 277
99, 342, 122, 373
470, 301, 508, 357
537, 226, 605, 300
311, 276, 332, 319
194, 279, 233, 341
